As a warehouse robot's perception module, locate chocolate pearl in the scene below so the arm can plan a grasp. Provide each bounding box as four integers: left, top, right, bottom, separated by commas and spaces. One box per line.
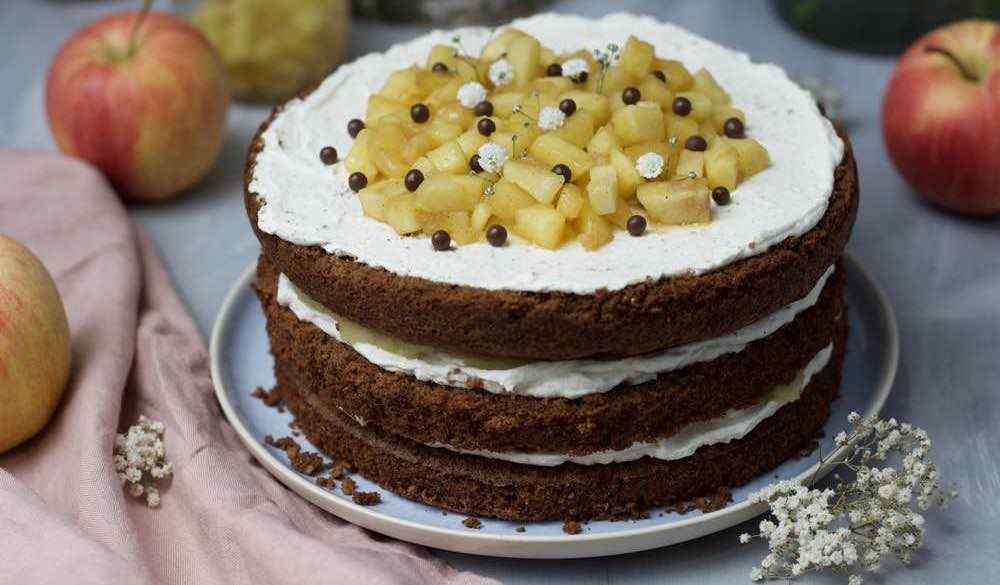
622, 87, 641, 105
712, 186, 732, 205
319, 146, 338, 165
347, 118, 365, 139
551, 163, 572, 183
477, 118, 496, 136
723, 117, 746, 138
576, 71, 589, 83
410, 103, 430, 123
348, 172, 368, 192
404, 169, 424, 192
672, 96, 692, 116
486, 224, 507, 247
474, 100, 494, 117
431, 62, 448, 73
469, 154, 483, 173
626, 214, 647, 236
546, 63, 563, 77
558, 98, 577, 116
652, 70, 667, 83
685, 135, 708, 151
431, 230, 451, 251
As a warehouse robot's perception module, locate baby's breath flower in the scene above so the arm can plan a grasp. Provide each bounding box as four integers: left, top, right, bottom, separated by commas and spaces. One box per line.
635, 152, 665, 179
538, 106, 566, 130
457, 81, 488, 108
488, 59, 513, 87
114, 415, 172, 508
561, 58, 589, 81
477, 142, 507, 173
742, 414, 953, 583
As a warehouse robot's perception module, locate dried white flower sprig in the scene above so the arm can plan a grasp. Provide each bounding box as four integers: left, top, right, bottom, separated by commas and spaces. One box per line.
457, 81, 487, 109
113, 415, 173, 508
741, 413, 955, 584
538, 106, 566, 130
477, 142, 507, 173
488, 58, 513, 87
635, 152, 665, 179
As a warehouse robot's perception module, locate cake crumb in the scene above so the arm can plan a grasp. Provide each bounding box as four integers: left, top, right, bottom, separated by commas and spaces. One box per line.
264, 435, 323, 476
462, 517, 482, 529
515, 526, 526, 533
562, 520, 581, 535
251, 386, 284, 411
352, 491, 382, 506
329, 461, 352, 479
341, 476, 357, 496
316, 475, 337, 489
666, 487, 734, 515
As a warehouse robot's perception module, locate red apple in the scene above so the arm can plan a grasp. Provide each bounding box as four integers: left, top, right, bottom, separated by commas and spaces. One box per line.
46, 4, 229, 202
882, 19, 1000, 216
0, 235, 71, 454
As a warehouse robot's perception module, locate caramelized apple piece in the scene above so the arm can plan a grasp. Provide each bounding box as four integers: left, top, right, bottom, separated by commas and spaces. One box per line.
528, 134, 592, 180
637, 178, 711, 225
515, 204, 565, 249
611, 104, 664, 146
555, 183, 585, 218
488, 179, 536, 222
504, 159, 564, 204
723, 137, 770, 177
587, 164, 619, 215
621, 35, 656, 79
705, 139, 738, 190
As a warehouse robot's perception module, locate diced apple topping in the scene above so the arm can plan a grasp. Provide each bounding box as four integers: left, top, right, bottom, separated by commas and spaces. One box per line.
340, 30, 770, 250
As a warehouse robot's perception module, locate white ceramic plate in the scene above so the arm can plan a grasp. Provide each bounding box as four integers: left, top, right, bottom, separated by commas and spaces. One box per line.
209, 255, 897, 559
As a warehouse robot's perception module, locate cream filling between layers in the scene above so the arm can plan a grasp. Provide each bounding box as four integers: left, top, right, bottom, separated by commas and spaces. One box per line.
428, 343, 833, 466
275, 265, 834, 399
249, 12, 844, 294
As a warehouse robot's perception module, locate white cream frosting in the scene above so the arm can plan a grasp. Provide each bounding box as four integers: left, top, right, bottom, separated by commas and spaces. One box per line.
276, 265, 833, 399
430, 343, 833, 466
250, 13, 843, 294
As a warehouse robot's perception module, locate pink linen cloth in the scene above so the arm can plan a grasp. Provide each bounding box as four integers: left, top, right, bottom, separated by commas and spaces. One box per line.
0, 150, 497, 585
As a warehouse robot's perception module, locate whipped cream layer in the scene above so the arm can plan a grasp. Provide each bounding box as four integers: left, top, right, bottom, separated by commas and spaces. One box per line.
431, 343, 833, 466
250, 13, 844, 294
276, 265, 833, 399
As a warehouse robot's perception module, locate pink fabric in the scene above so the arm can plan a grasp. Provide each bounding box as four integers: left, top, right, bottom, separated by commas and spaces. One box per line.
0, 151, 497, 585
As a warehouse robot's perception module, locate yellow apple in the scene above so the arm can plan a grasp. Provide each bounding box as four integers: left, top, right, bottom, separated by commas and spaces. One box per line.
0, 235, 72, 454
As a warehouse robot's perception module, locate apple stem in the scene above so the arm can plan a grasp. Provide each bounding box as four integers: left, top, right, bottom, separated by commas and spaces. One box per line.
924, 46, 977, 82
126, 0, 154, 58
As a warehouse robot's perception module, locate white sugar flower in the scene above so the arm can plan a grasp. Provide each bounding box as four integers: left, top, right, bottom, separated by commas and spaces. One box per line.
457, 81, 487, 108
488, 59, 513, 87
537, 106, 566, 130
561, 58, 589, 80
477, 142, 507, 173
635, 152, 664, 179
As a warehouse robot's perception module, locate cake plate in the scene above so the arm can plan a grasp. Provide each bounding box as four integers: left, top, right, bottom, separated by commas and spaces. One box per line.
209, 254, 898, 559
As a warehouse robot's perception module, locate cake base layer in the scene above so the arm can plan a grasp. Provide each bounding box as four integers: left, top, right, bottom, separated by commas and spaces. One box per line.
272, 323, 845, 521
245, 116, 858, 361
256, 254, 845, 455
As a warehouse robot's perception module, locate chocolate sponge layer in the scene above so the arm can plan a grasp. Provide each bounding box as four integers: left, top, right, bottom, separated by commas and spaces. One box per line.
273, 320, 845, 521
255, 254, 845, 455
245, 97, 857, 360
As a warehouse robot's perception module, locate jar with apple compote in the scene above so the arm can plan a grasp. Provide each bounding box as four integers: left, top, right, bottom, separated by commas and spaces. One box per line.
174, 0, 350, 103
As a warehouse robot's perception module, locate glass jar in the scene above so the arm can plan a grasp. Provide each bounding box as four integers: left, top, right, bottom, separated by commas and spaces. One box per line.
175, 0, 350, 103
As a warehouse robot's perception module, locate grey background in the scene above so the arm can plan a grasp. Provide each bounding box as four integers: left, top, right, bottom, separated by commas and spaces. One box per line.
3, 0, 998, 583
